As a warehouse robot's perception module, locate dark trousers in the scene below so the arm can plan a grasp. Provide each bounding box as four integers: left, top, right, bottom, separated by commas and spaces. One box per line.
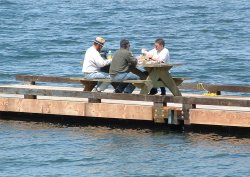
149, 87, 166, 95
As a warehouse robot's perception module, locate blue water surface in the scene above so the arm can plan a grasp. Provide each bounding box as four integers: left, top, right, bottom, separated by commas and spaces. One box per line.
0, 120, 250, 177
0, 0, 250, 176
0, 0, 249, 85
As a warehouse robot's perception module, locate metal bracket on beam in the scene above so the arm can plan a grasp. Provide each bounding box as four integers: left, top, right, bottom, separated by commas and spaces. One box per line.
153, 107, 168, 123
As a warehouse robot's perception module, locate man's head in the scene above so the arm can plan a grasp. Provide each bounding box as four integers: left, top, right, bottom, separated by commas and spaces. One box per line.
120, 39, 130, 49
94, 36, 105, 51
154, 38, 165, 52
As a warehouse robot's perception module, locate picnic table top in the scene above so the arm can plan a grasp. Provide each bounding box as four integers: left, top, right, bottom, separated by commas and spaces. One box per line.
137, 63, 183, 67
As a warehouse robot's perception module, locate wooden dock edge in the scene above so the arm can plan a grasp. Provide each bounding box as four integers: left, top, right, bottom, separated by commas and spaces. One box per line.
189, 109, 250, 127
1, 97, 250, 127
0, 97, 183, 123
0, 97, 153, 121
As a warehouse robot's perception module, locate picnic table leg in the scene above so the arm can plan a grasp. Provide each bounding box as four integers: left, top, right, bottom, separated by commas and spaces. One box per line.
143, 68, 162, 94
158, 69, 182, 96
131, 83, 151, 94
81, 81, 97, 91
128, 66, 148, 80
138, 82, 153, 94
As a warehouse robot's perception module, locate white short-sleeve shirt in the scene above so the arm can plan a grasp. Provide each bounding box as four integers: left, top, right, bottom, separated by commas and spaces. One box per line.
148, 48, 170, 63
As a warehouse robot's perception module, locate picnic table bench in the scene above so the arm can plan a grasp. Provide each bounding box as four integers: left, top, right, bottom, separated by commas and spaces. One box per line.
16, 62, 190, 96
16, 75, 189, 95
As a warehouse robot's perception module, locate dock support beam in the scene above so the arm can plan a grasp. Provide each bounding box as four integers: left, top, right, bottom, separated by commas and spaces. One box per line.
153, 102, 168, 123
24, 81, 37, 99
182, 103, 196, 124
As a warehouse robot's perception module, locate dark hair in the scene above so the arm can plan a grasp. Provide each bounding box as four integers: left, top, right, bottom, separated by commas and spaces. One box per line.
120, 39, 130, 49
155, 38, 165, 47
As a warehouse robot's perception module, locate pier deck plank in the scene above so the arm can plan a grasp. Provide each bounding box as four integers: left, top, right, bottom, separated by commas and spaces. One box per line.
0, 84, 249, 107
0, 84, 250, 127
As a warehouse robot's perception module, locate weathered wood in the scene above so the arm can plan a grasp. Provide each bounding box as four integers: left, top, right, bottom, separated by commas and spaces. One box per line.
153, 102, 167, 123
142, 67, 182, 96
24, 81, 37, 99
1, 96, 250, 127
167, 95, 250, 108
166, 107, 182, 125
158, 69, 182, 96
16, 75, 150, 84
0, 85, 249, 107
138, 63, 182, 68
85, 102, 153, 120
16, 75, 84, 84
190, 109, 250, 127
0, 97, 153, 121
179, 82, 250, 93
88, 98, 101, 103
173, 77, 191, 86
153, 107, 168, 123
16, 75, 188, 96
16, 75, 152, 92
81, 81, 97, 91
182, 103, 196, 124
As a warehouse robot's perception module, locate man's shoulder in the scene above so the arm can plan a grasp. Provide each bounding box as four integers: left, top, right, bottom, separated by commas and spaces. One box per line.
117, 48, 128, 53
86, 46, 100, 57
115, 48, 130, 56
86, 46, 98, 53
162, 48, 169, 53
149, 48, 157, 54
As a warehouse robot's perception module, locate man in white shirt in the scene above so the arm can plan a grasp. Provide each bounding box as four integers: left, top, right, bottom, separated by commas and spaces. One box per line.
82, 37, 111, 91
142, 38, 170, 63
141, 38, 170, 95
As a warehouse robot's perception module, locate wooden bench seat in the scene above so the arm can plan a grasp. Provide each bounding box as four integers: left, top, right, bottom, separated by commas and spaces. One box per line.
16, 75, 189, 84
16, 75, 190, 94
16, 75, 151, 91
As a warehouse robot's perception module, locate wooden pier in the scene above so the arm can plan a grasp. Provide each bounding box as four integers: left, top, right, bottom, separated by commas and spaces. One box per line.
0, 76, 250, 128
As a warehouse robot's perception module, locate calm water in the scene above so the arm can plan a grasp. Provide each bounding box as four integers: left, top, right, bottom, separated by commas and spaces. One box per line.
0, 120, 250, 177
1, 0, 250, 176
0, 0, 249, 85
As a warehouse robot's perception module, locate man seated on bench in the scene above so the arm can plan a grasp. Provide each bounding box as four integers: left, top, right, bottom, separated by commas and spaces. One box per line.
82, 36, 111, 92
141, 38, 170, 95
109, 39, 139, 93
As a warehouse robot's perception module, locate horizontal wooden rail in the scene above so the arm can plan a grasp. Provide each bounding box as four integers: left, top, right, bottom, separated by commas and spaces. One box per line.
16, 75, 188, 84
16, 75, 90, 84
179, 82, 250, 94
16, 75, 188, 95
16, 75, 151, 84
17, 75, 249, 94
0, 85, 249, 107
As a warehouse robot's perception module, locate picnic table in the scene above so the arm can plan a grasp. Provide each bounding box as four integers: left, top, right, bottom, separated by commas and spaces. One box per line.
129, 63, 183, 96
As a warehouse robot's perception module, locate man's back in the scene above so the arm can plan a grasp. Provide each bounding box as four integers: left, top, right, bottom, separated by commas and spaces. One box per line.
109, 48, 137, 75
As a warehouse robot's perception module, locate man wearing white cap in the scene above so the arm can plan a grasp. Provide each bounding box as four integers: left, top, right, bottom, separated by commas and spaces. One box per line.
82, 37, 111, 91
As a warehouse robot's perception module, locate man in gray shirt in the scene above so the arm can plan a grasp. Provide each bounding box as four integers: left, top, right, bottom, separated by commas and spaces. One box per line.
109, 39, 139, 93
